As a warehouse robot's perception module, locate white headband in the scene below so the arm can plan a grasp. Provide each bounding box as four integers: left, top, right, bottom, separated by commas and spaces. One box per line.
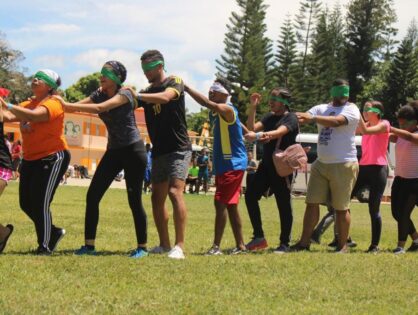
209, 82, 229, 95
39, 69, 59, 82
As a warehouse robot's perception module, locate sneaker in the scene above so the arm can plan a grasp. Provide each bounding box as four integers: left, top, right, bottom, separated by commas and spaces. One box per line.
149, 246, 171, 254
230, 247, 247, 255
49, 228, 66, 252
205, 245, 223, 256
393, 247, 406, 255
310, 233, 321, 245
328, 238, 357, 248
167, 245, 185, 259
129, 248, 149, 259
366, 245, 379, 254
0, 224, 14, 254
273, 244, 289, 254
246, 238, 268, 251
335, 247, 348, 254
74, 245, 97, 256
407, 242, 418, 252
289, 243, 310, 252
35, 246, 51, 256
328, 238, 338, 247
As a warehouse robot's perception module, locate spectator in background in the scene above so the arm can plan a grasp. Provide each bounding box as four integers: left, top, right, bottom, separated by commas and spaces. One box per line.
185, 160, 199, 193
197, 148, 209, 194
143, 143, 152, 194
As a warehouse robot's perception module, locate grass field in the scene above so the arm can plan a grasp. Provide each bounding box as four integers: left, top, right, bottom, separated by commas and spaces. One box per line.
0, 182, 417, 314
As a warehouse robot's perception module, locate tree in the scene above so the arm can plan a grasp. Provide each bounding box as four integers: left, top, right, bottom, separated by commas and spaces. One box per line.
216, 0, 274, 119
383, 20, 418, 123
345, 0, 397, 101
275, 15, 298, 88
186, 108, 210, 135
64, 73, 101, 102
0, 32, 31, 103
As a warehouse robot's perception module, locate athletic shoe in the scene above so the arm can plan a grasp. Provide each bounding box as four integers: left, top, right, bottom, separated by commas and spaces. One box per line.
230, 247, 247, 255
129, 248, 149, 259
35, 246, 51, 256
48, 228, 66, 252
205, 245, 223, 256
149, 246, 171, 254
246, 238, 268, 251
289, 243, 310, 252
168, 245, 185, 259
335, 247, 348, 254
366, 245, 379, 254
328, 238, 357, 248
407, 242, 418, 252
273, 244, 289, 254
0, 224, 14, 254
393, 247, 406, 255
310, 232, 321, 244
74, 245, 97, 256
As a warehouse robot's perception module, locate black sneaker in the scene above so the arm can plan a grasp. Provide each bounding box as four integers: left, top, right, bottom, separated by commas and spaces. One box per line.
49, 228, 66, 252
273, 244, 289, 254
347, 237, 357, 248
289, 243, 310, 252
328, 239, 338, 247
310, 232, 321, 244
407, 242, 418, 252
35, 246, 51, 256
366, 245, 379, 253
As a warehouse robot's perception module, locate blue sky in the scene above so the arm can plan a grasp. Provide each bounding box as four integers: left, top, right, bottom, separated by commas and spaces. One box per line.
1, 0, 416, 112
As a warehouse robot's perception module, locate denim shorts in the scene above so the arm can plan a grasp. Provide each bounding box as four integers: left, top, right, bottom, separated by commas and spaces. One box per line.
152, 150, 192, 184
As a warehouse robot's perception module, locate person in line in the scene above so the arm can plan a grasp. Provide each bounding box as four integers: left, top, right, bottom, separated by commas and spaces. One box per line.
136, 50, 191, 259
185, 78, 247, 255
293, 79, 360, 253
55, 61, 148, 258
0, 93, 15, 254
244, 88, 299, 254
1, 69, 70, 255
389, 103, 418, 254
196, 148, 209, 194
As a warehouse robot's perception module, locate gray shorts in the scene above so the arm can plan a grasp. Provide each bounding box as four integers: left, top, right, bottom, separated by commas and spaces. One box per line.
152, 150, 192, 184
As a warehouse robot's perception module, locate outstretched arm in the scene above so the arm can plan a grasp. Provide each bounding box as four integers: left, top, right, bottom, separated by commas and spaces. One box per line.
0, 96, 49, 122
53, 94, 129, 114
390, 126, 418, 145
184, 85, 234, 123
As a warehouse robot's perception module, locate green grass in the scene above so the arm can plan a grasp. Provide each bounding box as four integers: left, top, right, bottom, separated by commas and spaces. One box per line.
0, 182, 417, 314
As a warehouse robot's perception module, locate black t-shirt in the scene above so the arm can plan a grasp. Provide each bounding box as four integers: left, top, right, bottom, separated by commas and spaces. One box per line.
260, 112, 299, 163
139, 76, 191, 157
0, 122, 12, 170
90, 89, 140, 149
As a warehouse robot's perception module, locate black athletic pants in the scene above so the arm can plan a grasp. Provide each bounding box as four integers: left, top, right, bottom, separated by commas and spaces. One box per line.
351, 165, 388, 246
19, 150, 70, 249
391, 176, 418, 242
245, 161, 293, 246
85, 141, 148, 244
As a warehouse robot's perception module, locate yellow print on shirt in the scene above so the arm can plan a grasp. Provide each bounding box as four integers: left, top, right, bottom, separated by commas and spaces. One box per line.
153, 103, 161, 115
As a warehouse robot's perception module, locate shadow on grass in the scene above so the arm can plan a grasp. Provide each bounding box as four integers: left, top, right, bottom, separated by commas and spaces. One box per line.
3, 249, 132, 256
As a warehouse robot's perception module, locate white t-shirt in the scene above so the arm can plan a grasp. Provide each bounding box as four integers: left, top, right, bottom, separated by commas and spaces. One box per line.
308, 103, 360, 163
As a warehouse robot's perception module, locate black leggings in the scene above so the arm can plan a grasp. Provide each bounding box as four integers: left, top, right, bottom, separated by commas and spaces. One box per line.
19, 150, 70, 249
391, 176, 418, 242
351, 165, 388, 246
85, 141, 148, 244
245, 161, 293, 246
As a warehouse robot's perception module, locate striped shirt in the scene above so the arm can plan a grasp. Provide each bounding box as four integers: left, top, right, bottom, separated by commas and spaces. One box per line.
395, 131, 418, 178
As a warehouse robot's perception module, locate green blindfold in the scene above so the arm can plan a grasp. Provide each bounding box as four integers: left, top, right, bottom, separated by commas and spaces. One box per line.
101, 67, 122, 86
270, 96, 289, 106
364, 107, 383, 116
34, 71, 58, 89
330, 85, 350, 98
142, 60, 165, 72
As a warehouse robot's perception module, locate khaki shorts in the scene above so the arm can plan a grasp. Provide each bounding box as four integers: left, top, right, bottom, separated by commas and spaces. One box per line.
306, 160, 359, 210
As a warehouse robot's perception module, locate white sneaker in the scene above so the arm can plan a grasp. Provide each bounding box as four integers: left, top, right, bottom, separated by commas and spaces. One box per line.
167, 245, 185, 259
149, 246, 170, 254
205, 245, 223, 256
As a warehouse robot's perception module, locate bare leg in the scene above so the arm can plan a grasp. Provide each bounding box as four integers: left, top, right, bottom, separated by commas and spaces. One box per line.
0, 180, 11, 241
227, 204, 246, 249
213, 200, 227, 246
152, 181, 171, 249
168, 178, 187, 250
335, 209, 350, 250
299, 203, 320, 247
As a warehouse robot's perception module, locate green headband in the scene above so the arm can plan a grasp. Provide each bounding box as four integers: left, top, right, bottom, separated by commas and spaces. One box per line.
330, 85, 350, 98
142, 60, 165, 72
270, 96, 289, 106
364, 107, 383, 115
34, 71, 58, 89
101, 67, 122, 86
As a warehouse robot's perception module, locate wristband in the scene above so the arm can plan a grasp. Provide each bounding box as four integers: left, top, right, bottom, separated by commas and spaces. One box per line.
7, 103, 13, 110
137, 94, 142, 101
255, 132, 263, 141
